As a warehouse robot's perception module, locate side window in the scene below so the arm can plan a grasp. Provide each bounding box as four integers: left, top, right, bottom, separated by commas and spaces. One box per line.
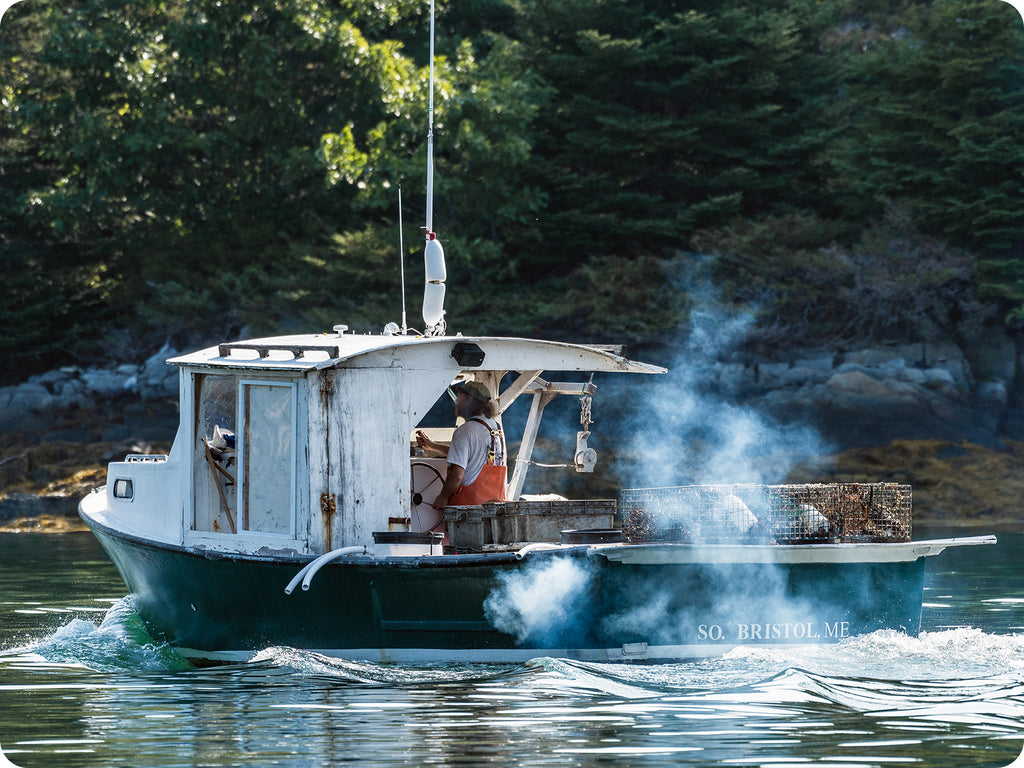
193, 374, 238, 533
239, 381, 296, 536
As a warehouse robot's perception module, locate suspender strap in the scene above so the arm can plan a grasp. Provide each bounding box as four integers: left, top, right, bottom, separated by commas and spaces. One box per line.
469, 417, 504, 465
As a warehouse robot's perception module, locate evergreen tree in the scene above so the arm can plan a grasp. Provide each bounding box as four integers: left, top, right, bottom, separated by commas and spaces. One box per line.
831, 0, 1024, 313
510, 0, 842, 271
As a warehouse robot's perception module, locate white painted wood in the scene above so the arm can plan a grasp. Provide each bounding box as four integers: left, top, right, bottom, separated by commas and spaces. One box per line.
326, 366, 457, 548
595, 536, 998, 565
169, 334, 666, 376
127, 332, 666, 554
507, 388, 558, 500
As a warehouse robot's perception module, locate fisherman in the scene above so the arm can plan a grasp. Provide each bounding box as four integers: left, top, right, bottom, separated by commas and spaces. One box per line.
416, 381, 507, 509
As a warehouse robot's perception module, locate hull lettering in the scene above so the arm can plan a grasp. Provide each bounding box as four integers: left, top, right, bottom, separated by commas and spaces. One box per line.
702, 621, 843, 642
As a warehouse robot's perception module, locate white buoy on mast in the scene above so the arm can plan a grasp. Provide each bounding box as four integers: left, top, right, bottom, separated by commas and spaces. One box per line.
422, 0, 447, 335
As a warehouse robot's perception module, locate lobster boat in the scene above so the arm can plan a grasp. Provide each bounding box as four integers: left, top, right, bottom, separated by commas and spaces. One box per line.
77, 329, 994, 664
77, 0, 994, 664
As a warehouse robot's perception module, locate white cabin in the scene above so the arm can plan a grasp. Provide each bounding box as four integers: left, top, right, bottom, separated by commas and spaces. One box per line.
95, 329, 664, 556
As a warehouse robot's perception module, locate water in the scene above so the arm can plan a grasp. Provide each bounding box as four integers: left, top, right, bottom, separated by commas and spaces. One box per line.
2, 529, 1024, 767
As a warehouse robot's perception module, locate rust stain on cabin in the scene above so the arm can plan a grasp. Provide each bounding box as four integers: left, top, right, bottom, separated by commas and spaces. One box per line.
320, 492, 336, 550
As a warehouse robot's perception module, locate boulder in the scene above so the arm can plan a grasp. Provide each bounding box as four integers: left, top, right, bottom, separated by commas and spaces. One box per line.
825, 370, 918, 399
977, 380, 1009, 407
896, 367, 926, 385
794, 356, 834, 373
923, 368, 956, 386
778, 367, 829, 387
81, 369, 131, 396
843, 348, 905, 367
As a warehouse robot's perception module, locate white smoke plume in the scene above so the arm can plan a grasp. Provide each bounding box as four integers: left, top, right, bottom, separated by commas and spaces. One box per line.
618, 281, 828, 489
483, 557, 592, 646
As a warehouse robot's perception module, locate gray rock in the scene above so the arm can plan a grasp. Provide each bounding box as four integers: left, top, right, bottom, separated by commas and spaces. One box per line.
758, 362, 791, 380
923, 368, 956, 386
9, 383, 50, 411
29, 369, 66, 387
778, 367, 828, 387
825, 370, 918, 399
794, 356, 834, 373
57, 379, 85, 399
844, 348, 905, 367
140, 346, 177, 381
897, 367, 926, 385
878, 357, 907, 375
977, 380, 1009, 406
81, 370, 129, 396
936, 359, 970, 387
28, 394, 61, 415
835, 362, 870, 375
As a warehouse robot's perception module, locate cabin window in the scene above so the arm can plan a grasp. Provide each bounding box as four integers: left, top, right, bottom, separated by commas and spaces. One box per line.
112, 478, 134, 500
238, 381, 297, 536
193, 374, 239, 533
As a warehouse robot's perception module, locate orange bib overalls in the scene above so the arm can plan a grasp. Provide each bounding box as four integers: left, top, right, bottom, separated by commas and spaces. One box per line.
448, 417, 507, 506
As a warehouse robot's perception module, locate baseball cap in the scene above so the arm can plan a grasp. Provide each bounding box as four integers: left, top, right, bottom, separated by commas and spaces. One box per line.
452, 380, 492, 402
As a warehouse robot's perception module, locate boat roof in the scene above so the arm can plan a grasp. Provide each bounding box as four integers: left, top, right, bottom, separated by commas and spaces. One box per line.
167, 331, 666, 375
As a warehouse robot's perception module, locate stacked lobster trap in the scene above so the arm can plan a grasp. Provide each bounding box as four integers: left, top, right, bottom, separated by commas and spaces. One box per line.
619, 482, 912, 544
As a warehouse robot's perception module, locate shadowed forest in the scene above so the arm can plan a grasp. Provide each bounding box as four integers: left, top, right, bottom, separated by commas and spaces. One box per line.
2, 0, 1024, 385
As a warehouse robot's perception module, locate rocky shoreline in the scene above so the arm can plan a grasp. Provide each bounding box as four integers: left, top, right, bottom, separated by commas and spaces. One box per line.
722, 339, 1024, 451
2, 337, 1024, 530
0, 345, 179, 528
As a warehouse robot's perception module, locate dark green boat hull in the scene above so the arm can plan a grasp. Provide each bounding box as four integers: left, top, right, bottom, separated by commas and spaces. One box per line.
83, 517, 927, 663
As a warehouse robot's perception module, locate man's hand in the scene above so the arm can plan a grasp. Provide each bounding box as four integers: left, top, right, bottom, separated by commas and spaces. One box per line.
432, 464, 465, 510
416, 430, 447, 457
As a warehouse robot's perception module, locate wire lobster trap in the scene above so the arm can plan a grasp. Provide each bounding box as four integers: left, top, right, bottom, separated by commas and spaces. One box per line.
619, 483, 912, 544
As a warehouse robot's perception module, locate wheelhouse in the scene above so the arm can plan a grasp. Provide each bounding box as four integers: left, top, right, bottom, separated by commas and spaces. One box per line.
98, 330, 664, 557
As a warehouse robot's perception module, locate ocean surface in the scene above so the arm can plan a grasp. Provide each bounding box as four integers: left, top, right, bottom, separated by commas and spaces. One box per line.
1, 527, 1023, 768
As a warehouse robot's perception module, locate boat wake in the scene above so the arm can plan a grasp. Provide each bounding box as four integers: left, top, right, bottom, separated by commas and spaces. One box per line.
6, 596, 1024, 705
0, 597, 190, 673
247, 646, 519, 686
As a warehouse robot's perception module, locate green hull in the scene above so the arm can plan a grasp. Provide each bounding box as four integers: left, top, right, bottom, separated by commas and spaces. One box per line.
83, 515, 928, 664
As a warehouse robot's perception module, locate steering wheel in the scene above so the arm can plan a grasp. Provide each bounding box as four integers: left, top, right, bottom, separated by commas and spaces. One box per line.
410, 461, 445, 532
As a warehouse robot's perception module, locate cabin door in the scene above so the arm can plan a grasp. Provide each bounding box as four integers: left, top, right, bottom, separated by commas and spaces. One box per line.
238, 381, 297, 536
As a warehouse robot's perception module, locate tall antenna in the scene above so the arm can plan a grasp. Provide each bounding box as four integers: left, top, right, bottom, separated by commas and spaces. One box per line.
421, 0, 447, 335
398, 187, 407, 334
426, 0, 436, 236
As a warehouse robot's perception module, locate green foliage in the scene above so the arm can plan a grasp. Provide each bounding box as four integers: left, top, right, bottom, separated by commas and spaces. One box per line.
322, 31, 546, 283
10, 0, 423, 345
829, 0, 1024, 249
822, 0, 1024, 323
510, 0, 842, 266
699, 204, 994, 348
3, 0, 1024, 378
0, 0, 115, 378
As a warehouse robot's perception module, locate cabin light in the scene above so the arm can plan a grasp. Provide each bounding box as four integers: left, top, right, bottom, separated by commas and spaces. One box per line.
451, 342, 485, 367
113, 478, 134, 500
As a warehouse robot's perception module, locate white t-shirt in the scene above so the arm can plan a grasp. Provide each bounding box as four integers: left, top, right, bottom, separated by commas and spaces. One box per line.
446, 416, 505, 486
